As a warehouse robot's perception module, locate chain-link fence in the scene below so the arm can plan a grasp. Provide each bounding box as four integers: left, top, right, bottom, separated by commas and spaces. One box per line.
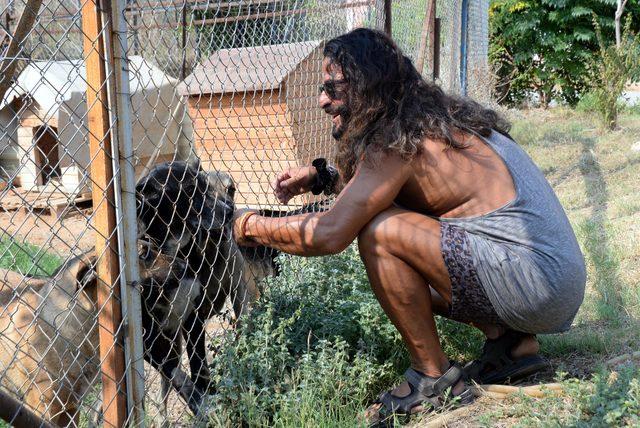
0, 1, 490, 426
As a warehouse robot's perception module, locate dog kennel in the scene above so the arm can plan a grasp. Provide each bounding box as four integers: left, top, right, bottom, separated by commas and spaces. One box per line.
0, 56, 193, 193
177, 41, 333, 208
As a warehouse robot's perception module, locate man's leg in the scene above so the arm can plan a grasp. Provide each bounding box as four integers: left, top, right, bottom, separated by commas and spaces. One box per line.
358, 207, 452, 377
429, 289, 539, 359
358, 207, 538, 375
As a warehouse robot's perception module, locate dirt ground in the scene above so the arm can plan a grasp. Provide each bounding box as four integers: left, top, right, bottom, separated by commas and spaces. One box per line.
0, 207, 96, 257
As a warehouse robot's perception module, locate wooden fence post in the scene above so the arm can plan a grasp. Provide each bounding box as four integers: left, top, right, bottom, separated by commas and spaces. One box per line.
415, 0, 436, 77
384, 0, 392, 35
80, 1, 128, 427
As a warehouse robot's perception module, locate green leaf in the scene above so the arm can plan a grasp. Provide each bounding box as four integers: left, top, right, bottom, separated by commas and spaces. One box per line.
571, 6, 594, 18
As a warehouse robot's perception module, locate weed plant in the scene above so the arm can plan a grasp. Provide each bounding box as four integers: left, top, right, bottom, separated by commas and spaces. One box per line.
207, 246, 482, 426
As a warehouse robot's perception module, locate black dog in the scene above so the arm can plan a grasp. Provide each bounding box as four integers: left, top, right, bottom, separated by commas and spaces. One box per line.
136, 161, 265, 414
136, 161, 328, 416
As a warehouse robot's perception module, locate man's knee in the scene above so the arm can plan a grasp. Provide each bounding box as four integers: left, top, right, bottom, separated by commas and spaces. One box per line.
357, 208, 398, 255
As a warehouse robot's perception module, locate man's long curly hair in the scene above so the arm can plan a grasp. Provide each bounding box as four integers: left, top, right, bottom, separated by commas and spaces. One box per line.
323, 28, 511, 181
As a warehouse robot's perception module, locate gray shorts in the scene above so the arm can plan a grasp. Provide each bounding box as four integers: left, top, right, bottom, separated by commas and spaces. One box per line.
440, 222, 504, 326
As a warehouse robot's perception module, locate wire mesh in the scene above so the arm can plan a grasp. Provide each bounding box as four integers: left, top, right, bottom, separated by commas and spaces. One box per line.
0, 0, 491, 426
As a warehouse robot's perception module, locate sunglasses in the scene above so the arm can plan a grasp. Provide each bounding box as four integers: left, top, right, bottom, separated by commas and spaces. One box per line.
319, 79, 347, 100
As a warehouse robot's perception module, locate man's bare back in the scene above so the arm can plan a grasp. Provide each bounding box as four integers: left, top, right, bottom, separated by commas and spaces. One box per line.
396, 132, 517, 219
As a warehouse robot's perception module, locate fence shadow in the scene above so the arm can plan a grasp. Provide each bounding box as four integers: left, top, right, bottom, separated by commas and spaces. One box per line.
578, 137, 626, 321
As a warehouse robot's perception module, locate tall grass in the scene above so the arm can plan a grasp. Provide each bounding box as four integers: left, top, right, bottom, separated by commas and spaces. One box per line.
206, 247, 481, 426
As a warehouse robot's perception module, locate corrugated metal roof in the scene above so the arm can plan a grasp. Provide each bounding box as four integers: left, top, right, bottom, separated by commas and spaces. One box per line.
177, 41, 322, 96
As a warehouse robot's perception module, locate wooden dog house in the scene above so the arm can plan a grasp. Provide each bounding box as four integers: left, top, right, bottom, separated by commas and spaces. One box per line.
177, 41, 333, 208
0, 96, 61, 188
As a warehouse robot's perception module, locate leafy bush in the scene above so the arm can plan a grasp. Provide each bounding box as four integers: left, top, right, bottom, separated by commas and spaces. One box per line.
570, 366, 640, 427
588, 16, 640, 130
207, 246, 482, 426
576, 91, 600, 113
489, 0, 640, 107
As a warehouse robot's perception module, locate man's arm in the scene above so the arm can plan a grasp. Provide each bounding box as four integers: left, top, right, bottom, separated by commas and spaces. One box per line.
241, 153, 412, 256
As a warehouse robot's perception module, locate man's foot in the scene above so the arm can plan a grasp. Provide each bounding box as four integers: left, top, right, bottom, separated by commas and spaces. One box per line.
464, 330, 549, 384
365, 363, 474, 427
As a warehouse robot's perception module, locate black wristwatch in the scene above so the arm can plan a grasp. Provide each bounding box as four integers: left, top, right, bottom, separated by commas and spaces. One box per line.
310, 158, 340, 196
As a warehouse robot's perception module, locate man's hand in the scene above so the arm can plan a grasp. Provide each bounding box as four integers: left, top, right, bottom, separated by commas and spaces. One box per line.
272, 165, 317, 204
233, 208, 260, 247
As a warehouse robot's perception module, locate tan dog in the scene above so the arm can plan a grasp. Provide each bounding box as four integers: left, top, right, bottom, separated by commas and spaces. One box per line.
0, 245, 274, 426
0, 254, 99, 427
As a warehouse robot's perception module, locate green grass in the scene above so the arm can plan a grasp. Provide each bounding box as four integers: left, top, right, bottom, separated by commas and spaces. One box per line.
511, 108, 640, 320
0, 236, 63, 276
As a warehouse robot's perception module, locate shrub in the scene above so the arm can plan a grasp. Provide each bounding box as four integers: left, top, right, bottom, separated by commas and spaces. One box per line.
574, 366, 640, 426
207, 246, 483, 426
576, 91, 600, 113
588, 16, 640, 130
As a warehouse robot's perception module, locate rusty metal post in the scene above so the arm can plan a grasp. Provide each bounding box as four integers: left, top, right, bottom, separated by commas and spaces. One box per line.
384, 0, 391, 35
80, 0, 128, 427
428, 1, 437, 79
415, 0, 436, 76
434, 17, 441, 80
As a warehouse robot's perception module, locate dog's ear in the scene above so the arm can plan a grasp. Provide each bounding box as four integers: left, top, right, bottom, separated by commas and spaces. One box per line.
208, 171, 236, 202
63, 251, 98, 303
189, 196, 233, 234
188, 158, 203, 175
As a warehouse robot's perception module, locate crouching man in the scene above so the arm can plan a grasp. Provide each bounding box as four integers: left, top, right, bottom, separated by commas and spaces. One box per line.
233, 28, 586, 423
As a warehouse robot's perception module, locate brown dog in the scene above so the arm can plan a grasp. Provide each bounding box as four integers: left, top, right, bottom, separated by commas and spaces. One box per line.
0, 253, 100, 427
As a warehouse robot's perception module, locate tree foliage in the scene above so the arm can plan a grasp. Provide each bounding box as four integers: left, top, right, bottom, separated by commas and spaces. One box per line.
489, 0, 640, 106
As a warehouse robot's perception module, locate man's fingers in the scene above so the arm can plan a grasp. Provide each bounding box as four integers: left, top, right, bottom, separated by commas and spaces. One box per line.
279, 188, 294, 204
274, 171, 292, 188
276, 190, 292, 204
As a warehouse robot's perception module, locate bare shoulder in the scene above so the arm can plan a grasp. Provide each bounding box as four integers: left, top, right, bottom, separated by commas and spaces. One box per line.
349, 151, 414, 198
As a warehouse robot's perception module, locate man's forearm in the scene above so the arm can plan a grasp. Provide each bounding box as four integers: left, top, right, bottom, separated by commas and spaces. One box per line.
243, 212, 348, 256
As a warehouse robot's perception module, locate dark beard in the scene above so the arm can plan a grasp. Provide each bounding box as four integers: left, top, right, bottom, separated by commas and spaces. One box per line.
332, 122, 345, 140
328, 106, 350, 140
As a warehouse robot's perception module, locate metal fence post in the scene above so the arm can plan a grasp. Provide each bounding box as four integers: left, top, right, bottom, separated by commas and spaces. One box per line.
80, 0, 128, 426
107, 0, 147, 425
